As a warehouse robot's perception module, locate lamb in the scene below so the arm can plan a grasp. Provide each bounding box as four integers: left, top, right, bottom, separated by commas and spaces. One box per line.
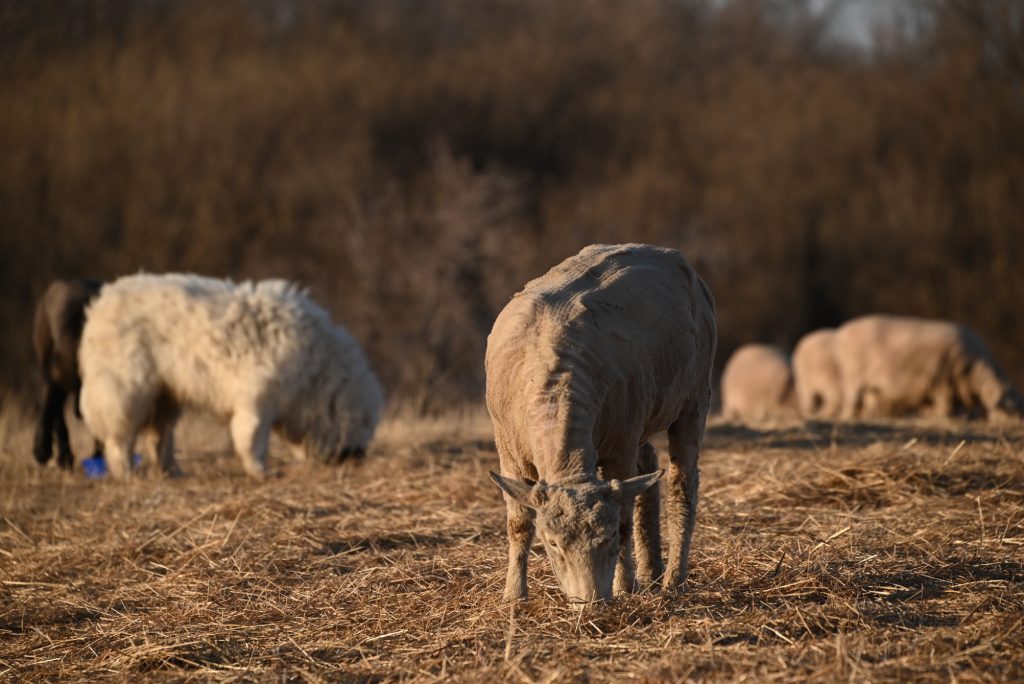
720, 344, 797, 422
32, 278, 104, 469
792, 328, 842, 420
78, 273, 384, 479
833, 314, 1023, 421
486, 243, 717, 604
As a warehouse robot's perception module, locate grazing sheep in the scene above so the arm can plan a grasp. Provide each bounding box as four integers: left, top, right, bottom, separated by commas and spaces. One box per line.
834, 314, 1023, 421
32, 278, 104, 469
486, 243, 717, 604
792, 328, 842, 420
79, 273, 384, 479
720, 344, 797, 422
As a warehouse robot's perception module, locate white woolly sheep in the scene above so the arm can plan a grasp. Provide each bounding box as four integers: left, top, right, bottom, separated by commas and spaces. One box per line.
834, 314, 1022, 421
32, 278, 104, 469
79, 273, 384, 479
720, 344, 797, 423
792, 328, 842, 420
486, 243, 717, 604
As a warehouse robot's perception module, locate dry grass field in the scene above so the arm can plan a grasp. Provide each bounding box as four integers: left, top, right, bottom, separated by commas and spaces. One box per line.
1, 406, 1023, 682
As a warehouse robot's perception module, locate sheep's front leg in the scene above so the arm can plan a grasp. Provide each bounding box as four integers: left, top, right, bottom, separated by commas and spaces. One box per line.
665, 405, 704, 590
634, 441, 664, 587
503, 499, 535, 601
141, 396, 182, 477
613, 496, 638, 596
105, 437, 136, 481
927, 382, 954, 419
230, 409, 271, 479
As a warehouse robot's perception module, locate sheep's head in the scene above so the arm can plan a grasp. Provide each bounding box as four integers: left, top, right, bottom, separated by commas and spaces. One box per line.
967, 361, 1023, 422
995, 389, 1024, 421
489, 470, 662, 605
318, 378, 381, 464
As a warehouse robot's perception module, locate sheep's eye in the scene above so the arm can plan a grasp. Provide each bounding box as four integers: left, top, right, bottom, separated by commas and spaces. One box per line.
547, 538, 559, 549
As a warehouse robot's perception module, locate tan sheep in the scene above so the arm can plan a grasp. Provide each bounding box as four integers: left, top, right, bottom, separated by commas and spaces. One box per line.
792, 328, 842, 420
486, 243, 717, 604
720, 344, 797, 422
834, 314, 1022, 421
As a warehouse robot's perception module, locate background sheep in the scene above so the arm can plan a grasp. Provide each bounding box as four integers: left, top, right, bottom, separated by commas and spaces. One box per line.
79, 273, 384, 479
32, 278, 104, 469
720, 344, 797, 423
792, 329, 842, 420
834, 314, 1023, 421
486, 243, 717, 604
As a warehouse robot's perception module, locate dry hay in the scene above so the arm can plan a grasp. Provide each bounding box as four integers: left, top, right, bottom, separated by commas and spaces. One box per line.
1, 406, 1023, 682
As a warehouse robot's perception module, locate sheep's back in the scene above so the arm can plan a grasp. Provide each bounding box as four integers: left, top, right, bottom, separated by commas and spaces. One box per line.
486, 244, 716, 450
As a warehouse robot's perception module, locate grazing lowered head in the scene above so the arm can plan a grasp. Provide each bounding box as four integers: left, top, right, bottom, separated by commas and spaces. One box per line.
489, 470, 662, 605
995, 388, 1024, 421
966, 359, 1023, 421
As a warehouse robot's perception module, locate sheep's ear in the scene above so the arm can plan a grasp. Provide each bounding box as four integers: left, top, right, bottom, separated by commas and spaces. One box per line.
489, 471, 544, 509
610, 470, 663, 503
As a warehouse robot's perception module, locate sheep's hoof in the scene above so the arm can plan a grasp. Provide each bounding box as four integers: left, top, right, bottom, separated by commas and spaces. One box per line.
32, 438, 52, 465
245, 465, 280, 481
327, 446, 366, 465
663, 579, 690, 595
633, 575, 662, 594
613, 576, 639, 596
503, 584, 529, 603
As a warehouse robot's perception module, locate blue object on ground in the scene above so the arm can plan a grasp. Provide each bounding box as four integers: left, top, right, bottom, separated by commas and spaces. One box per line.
82, 455, 106, 478
82, 454, 143, 479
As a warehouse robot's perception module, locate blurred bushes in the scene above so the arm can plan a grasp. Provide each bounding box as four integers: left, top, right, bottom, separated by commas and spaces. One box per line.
2, 0, 1022, 409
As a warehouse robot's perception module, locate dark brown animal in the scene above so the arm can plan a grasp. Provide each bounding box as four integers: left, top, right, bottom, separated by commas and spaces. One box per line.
32, 278, 104, 469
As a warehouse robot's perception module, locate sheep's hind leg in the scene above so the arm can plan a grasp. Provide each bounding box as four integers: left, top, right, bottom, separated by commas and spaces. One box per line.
634, 441, 664, 588
602, 451, 641, 596
230, 409, 272, 479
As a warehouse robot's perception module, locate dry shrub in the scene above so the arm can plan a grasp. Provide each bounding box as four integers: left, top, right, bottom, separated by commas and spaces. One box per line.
2, 0, 1023, 409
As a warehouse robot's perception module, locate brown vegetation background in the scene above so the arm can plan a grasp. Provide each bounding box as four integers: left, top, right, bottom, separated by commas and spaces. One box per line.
2, 0, 1022, 409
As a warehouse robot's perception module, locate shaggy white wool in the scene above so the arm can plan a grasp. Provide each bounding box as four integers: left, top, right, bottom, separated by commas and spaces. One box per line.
79, 273, 383, 479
